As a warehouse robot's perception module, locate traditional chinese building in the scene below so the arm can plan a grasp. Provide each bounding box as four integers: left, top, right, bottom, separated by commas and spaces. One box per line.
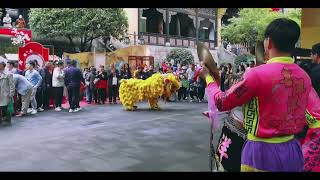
138, 8, 217, 49
115, 8, 220, 68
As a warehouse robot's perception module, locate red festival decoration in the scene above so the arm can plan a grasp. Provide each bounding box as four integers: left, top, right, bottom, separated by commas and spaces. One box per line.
0, 28, 49, 70
271, 8, 282, 12
0, 27, 32, 41
18, 42, 49, 70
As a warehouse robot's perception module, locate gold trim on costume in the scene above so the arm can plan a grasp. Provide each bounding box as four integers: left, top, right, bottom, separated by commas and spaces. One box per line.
240, 165, 266, 172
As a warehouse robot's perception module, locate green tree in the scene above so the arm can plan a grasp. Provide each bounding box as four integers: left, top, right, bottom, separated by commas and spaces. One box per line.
222, 8, 301, 45
0, 37, 18, 54
29, 8, 128, 52
166, 48, 194, 65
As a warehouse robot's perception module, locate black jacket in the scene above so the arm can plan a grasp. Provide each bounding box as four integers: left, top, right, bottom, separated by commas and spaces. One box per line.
97, 71, 108, 81
145, 70, 155, 79
220, 71, 226, 92
44, 67, 52, 88
107, 70, 120, 86
310, 64, 320, 97
136, 71, 147, 80
120, 70, 132, 79
64, 66, 83, 88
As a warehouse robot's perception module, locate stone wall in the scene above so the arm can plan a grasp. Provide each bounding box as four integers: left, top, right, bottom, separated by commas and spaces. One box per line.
147, 45, 218, 66
216, 46, 236, 66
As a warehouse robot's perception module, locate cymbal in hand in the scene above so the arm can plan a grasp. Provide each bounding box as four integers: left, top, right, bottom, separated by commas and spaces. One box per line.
197, 43, 220, 85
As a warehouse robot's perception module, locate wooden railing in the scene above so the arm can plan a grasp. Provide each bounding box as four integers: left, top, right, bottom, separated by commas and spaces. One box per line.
139, 32, 215, 49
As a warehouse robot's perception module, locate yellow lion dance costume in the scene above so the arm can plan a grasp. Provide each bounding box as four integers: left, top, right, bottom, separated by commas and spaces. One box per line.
119, 73, 180, 111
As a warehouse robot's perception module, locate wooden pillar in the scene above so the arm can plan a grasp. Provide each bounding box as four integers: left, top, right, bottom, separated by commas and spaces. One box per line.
216, 8, 227, 47
166, 8, 170, 42
196, 8, 199, 44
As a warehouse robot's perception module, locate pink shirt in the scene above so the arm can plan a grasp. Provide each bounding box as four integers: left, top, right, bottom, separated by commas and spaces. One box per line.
207, 57, 320, 140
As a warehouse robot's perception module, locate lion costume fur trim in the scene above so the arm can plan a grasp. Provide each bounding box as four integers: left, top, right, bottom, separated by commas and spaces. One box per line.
119, 73, 180, 111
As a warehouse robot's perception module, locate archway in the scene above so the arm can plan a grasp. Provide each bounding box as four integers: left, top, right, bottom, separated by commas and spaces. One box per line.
169, 13, 196, 37
142, 8, 166, 34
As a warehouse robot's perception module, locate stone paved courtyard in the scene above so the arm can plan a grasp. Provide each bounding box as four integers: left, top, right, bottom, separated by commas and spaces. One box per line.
0, 101, 214, 171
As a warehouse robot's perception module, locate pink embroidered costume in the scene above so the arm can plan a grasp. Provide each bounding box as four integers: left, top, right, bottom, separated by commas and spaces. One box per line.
301, 88, 320, 172
205, 57, 320, 172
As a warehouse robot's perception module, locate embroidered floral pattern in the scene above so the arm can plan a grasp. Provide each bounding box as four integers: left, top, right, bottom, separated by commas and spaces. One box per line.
303, 128, 320, 172
217, 134, 232, 162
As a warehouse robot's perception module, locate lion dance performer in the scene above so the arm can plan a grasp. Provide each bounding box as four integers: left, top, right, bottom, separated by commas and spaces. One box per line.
201, 18, 320, 172
119, 73, 180, 111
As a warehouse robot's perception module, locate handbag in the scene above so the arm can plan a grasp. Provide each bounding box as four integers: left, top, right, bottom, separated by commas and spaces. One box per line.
7, 100, 14, 115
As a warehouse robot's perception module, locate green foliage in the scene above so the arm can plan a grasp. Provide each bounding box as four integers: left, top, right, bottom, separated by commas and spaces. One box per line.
0, 37, 18, 55
234, 54, 255, 66
166, 48, 194, 65
0, 45, 18, 54
34, 38, 80, 57
29, 8, 128, 52
222, 8, 301, 44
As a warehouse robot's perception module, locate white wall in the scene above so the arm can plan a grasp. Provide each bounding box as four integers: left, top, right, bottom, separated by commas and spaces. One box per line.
124, 8, 139, 44
94, 53, 106, 69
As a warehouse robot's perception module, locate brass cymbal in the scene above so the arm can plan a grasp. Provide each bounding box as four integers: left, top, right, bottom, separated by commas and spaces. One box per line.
197, 43, 220, 84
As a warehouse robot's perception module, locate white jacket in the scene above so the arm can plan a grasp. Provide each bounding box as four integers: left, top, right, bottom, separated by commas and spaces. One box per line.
52, 67, 65, 87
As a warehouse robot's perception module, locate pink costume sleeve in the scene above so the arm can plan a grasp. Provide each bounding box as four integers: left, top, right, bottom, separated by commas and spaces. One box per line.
305, 88, 320, 128
302, 88, 320, 172
206, 69, 258, 112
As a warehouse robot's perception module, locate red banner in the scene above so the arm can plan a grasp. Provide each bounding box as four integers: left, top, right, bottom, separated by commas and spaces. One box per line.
18, 42, 49, 70
0, 27, 32, 41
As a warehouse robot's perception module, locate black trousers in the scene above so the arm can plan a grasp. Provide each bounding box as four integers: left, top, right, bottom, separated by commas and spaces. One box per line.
190, 90, 197, 100
14, 91, 22, 113
109, 85, 118, 103
178, 87, 187, 100
198, 87, 205, 100
93, 88, 98, 103
97, 88, 106, 103
53, 87, 64, 108
43, 87, 52, 109
67, 86, 80, 110
0, 106, 9, 122
35, 87, 43, 109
